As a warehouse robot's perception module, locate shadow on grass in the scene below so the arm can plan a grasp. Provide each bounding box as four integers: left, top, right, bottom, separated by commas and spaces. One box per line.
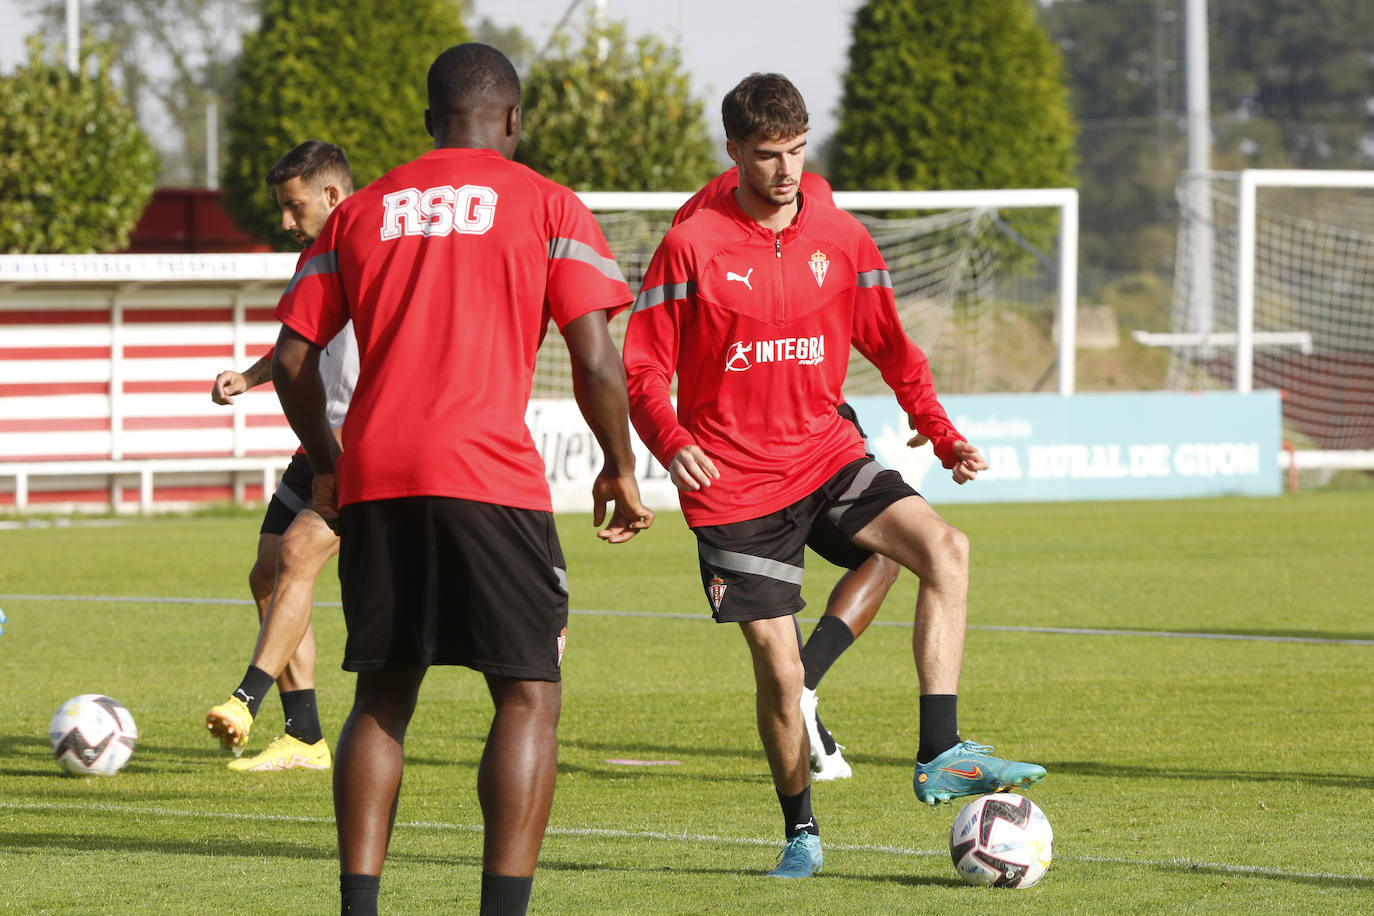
3, 828, 337, 861
1042, 759, 1374, 791
1083, 625, 1374, 643
402, 735, 770, 782
532, 855, 966, 887
1144, 860, 1374, 890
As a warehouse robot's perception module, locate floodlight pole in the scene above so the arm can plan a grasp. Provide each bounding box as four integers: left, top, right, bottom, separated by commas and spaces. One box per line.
65, 0, 79, 72
206, 99, 219, 190
1184, 0, 1215, 353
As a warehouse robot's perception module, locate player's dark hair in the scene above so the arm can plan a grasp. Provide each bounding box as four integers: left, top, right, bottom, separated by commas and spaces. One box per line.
722, 73, 809, 143
265, 140, 353, 194
427, 43, 520, 114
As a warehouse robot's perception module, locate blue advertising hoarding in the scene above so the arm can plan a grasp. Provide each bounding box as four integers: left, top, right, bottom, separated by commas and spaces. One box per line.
847, 391, 1282, 503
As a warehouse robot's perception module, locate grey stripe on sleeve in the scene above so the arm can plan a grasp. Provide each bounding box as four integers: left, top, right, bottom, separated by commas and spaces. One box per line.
283, 250, 339, 296
633, 280, 696, 314
856, 268, 893, 289
548, 237, 627, 283
698, 544, 805, 585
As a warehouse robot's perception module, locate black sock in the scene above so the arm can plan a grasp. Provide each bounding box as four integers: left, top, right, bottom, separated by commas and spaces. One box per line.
480, 873, 533, 916
340, 874, 380, 915
916, 694, 960, 764
777, 786, 819, 838
801, 616, 855, 690
281, 689, 323, 744
232, 665, 275, 718
812, 707, 837, 756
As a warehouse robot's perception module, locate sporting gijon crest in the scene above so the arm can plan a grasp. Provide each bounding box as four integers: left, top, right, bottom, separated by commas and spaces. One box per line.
808, 250, 830, 287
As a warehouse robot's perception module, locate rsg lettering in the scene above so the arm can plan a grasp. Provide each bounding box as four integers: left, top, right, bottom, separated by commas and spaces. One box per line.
380, 185, 498, 239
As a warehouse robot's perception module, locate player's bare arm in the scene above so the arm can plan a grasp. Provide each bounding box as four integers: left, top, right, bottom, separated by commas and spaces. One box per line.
668, 444, 719, 492
562, 311, 654, 542
272, 326, 341, 472
211, 354, 272, 405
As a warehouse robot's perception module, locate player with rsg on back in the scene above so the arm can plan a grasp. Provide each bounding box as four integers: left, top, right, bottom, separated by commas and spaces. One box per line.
272, 43, 652, 916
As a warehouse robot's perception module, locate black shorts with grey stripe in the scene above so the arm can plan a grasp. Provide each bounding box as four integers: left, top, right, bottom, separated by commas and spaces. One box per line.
259, 452, 313, 536
337, 496, 569, 680
692, 458, 918, 623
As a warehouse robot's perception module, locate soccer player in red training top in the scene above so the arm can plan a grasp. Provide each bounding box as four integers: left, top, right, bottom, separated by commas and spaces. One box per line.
271, 44, 653, 916
623, 73, 1045, 878
677, 168, 902, 781
205, 140, 356, 772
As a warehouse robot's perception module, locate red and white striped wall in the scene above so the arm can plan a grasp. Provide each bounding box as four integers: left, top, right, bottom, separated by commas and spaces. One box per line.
1, 254, 302, 510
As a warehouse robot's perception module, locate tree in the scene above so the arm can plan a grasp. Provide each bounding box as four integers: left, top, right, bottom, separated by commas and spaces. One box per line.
222, 0, 468, 248
830, 0, 1077, 195
1209, 0, 1374, 168
0, 35, 158, 253
1036, 0, 1183, 278
30, 0, 257, 187
471, 14, 535, 75
1039, 0, 1374, 279
515, 18, 718, 192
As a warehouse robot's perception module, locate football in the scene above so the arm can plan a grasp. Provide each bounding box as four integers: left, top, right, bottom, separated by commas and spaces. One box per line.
949, 793, 1053, 888
48, 694, 138, 776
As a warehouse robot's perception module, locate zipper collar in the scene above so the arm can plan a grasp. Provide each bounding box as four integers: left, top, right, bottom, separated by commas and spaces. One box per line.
719, 188, 812, 243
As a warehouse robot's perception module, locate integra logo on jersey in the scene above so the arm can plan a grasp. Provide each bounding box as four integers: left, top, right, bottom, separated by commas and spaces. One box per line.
380, 184, 498, 239
724, 336, 826, 371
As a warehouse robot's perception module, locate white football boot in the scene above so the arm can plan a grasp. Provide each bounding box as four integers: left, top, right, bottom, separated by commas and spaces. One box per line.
800, 686, 852, 780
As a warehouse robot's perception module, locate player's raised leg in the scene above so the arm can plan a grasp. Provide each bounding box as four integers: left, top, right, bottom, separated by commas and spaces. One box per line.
225, 507, 337, 771
206, 530, 282, 755
851, 495, 1045, 806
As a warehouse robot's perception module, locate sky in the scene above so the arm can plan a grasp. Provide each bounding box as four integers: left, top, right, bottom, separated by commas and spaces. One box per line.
0, 0, 866, 150
469, 0, 867, 146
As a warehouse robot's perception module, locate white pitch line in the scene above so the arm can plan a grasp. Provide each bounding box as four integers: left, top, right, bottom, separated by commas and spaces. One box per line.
3, 801, 1370, 884
3, 594, 1374, 646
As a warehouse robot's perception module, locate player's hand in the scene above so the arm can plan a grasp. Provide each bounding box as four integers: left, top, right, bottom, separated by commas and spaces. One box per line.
668, 445, 719, 492
950, 440, 988, 485
311, 472, 341, 531
211, 370, 247, 405
906, 413, 929, 449
591, 470, 654, 543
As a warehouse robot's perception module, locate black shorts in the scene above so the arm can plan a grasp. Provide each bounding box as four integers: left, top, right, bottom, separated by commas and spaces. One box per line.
337, 497, 569, 680
259, 452, 313, 536
692, 458, 918, 623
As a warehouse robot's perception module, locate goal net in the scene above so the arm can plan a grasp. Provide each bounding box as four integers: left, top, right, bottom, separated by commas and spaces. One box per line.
531, 189, 1079, 400
1170, 170, 1374, 485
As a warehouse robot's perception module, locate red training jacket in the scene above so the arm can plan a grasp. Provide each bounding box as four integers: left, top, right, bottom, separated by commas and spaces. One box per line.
624, 190, 962, 526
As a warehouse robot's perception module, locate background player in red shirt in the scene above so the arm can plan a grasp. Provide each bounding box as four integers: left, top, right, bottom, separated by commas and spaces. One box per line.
676, 169, 901, 782
205, 140, 355, 772
624, 73, 1044, 878
272, 45, 653, 916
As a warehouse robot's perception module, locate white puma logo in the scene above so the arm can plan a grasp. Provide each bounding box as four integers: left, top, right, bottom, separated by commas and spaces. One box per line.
726, 267, 754, 290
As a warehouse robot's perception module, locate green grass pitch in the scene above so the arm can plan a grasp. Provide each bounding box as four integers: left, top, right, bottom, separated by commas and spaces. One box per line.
0, 490, 1371, 913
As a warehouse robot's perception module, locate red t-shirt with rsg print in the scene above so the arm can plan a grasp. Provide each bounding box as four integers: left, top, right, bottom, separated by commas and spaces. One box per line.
276, 147, 632, 511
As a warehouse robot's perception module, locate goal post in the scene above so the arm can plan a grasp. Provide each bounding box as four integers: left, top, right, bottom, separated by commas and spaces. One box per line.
1172, 168, 1374, 483
573, 187, 1080, 396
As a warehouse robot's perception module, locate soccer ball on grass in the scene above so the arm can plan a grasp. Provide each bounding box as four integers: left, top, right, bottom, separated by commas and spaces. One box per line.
949, 793, 1053, 888
48, 694, 138, 776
